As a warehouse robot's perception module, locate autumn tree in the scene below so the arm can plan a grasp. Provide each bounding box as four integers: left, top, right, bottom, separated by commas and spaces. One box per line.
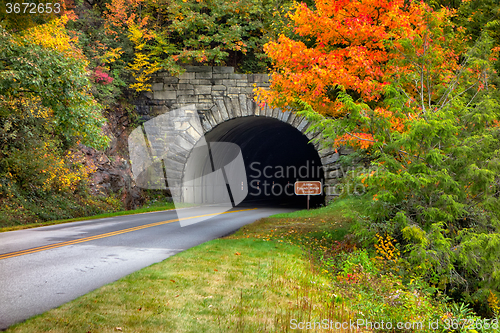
258, 0, 500, 310
0, 20, 113, 224
97, 0, 298, 91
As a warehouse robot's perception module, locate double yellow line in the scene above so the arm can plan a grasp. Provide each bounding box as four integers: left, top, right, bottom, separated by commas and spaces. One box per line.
0, 208, 257, 261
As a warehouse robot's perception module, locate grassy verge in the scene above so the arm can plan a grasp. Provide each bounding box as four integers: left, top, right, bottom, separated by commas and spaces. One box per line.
5, 197, 494, 332
0, 201, 178, 233
6, 232, 351, 332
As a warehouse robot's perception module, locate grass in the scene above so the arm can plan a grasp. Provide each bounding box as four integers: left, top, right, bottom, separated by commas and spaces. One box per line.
5, 196, 491, 332
6, 235, 355, 332
0, 201, 179, 233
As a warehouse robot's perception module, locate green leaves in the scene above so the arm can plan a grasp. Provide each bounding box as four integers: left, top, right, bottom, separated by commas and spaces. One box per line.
0, 26, 109, 150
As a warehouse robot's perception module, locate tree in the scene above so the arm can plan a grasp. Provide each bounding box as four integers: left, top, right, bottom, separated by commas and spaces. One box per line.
0, 20, 108, 199
258, 0, 500, 310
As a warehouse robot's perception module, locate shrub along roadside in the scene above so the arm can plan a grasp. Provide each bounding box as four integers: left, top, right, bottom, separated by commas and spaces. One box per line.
0, 200, 176, 232
6, 197, 498, 333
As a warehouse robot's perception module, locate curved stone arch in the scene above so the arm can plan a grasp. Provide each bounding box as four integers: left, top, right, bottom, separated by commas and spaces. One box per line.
140, 66, 344, 202
199, 97, 343, 198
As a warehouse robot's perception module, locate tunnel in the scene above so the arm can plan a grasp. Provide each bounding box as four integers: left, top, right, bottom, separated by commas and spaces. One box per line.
183, 116, 325, 208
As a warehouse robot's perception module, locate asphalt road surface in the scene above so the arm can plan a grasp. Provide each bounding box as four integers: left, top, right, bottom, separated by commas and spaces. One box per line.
0, 204, 295, 330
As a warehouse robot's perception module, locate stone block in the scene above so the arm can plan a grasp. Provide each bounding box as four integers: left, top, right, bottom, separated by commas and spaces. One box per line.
175, 135, 194, 151
296, 118, 309, 132
292, 115, 304, 127
223, 80, 237, 87
154, 90, 177, 100
212, 85, 227, 91
231, 74, 248, 80
213, 66, 234, 74
197, 103, 214, 111
247, 99, 256, 116
236, 80, 249, 87
165, 158, 184, 172
287, 111, 297, 125
281, 110, 291, 123
339, 146, 354, 155
177, 95, 197, 104
178, 83, 194, 90
224, 96, 235, 119
209, 105, 222, 124
213, 74, 229, 79
306, 130, 320, 141
248, 74, 270, 83
241, 86, 255, 94
228, 87, 241, 94
212, 90, 226, 97
278, 108, 287, 121
194, 85, 211, 95
230, 97, 241, 117
321, 152, 340, 165
215, 99, 230, 121
211, 79, 225, 85
152, 82, 163, 91
204, 110, 217, 127
265, 104, 273, 118
164, 83, 178, 90
239, 94, 248, 116
178, 72, 196, 80
184, 65, 212, 72
163, 77, 179, 84
272, 106, 281, 119
189, 79, 211, 85
177, 90, 195, 96
202, 117, 213, 132
254, 102, 264, 116
150, 105, 168, 116
199, 98, 213, 104
196, 72, 213, 79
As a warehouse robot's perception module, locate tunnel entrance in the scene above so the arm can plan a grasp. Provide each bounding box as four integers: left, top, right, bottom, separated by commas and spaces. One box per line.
197, 116, 325, 208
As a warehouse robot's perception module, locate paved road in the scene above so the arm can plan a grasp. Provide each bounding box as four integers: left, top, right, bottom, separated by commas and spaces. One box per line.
0, 204, 295, 330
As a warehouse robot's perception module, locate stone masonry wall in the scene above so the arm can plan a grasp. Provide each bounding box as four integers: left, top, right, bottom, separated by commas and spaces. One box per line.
133, 66, 350, 203
135, 66, 270, 123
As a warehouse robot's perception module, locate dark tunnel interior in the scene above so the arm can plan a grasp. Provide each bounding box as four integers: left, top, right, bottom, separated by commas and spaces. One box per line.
203, 116, 325, 208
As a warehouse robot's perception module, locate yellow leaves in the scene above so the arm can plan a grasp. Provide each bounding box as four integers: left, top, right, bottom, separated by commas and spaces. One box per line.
374, 233, 400, 262
102, 47, 124, 64
21, 18, 85, 62
127, 25, 160, 92
488, 290, 500, 315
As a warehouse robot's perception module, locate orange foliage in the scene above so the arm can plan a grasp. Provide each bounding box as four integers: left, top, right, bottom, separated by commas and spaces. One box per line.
257, 0, 430, 116
256, 0, 460, 150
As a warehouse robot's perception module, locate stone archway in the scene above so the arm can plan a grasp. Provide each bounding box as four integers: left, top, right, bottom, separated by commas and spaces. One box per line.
135, 66, 348, 203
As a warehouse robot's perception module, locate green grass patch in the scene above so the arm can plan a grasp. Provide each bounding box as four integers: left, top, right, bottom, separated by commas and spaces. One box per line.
6, 238, 354, 332
0, 201, 178, 233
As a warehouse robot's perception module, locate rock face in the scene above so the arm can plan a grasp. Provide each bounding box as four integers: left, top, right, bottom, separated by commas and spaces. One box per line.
79, 105, 145, 210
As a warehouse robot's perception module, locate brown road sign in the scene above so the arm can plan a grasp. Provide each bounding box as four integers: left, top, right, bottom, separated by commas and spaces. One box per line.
294, 181, 322, 195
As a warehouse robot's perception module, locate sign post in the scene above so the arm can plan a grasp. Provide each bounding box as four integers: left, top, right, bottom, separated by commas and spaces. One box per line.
294, 181, 322, 210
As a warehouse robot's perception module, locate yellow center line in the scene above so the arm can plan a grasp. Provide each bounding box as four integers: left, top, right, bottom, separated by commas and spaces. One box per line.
0, 208, 257, 260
